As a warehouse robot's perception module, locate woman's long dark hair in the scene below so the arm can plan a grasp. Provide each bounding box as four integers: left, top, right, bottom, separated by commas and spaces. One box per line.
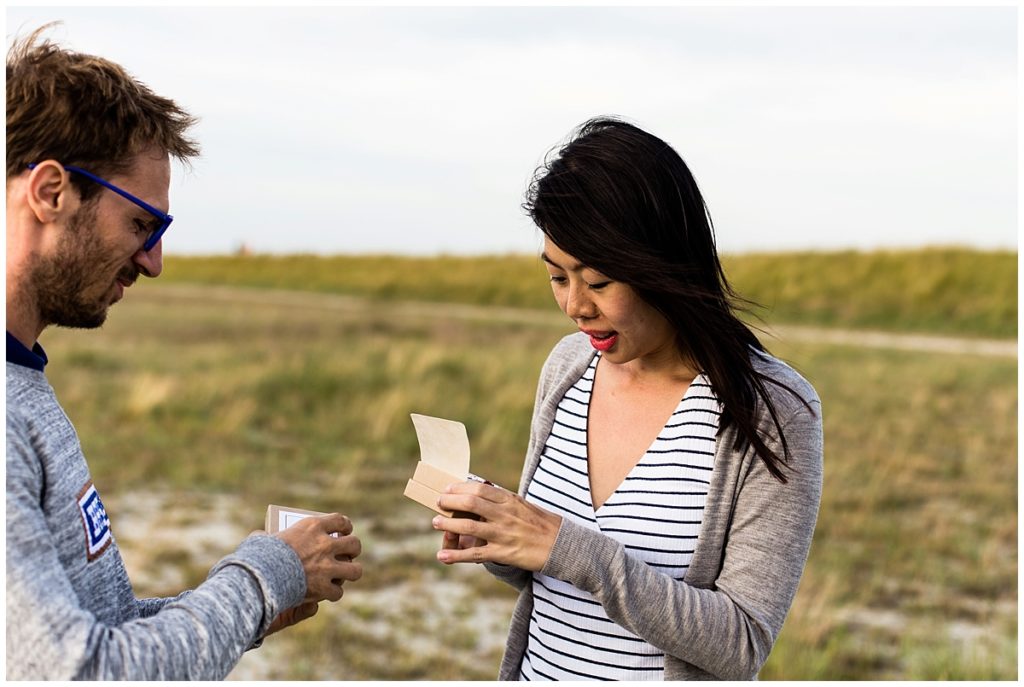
525, 117, 807, 482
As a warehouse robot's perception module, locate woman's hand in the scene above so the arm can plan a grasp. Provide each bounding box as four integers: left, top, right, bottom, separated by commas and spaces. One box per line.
439, 529, 486, 552
433, 481, 561, 571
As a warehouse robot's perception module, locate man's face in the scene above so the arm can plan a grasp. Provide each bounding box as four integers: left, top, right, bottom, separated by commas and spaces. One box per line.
31, 149, 170, 330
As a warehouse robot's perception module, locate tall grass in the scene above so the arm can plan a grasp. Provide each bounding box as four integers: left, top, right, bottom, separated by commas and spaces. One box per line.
723, 248, 1017, 339
37, 281, 1017, 680
161, 247, 1017, 338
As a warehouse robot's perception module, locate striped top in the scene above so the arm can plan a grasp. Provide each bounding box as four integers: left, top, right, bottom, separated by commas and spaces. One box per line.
520, 352, 722, 681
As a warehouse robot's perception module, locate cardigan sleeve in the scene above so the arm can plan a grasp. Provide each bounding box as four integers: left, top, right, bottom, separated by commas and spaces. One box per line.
539, 397, 823, 680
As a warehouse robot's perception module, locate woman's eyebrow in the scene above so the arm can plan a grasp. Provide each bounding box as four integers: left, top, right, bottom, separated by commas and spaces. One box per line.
541, 252, 581, 270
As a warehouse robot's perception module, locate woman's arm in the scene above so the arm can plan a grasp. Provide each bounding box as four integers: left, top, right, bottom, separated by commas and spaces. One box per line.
434, 399, 822, 680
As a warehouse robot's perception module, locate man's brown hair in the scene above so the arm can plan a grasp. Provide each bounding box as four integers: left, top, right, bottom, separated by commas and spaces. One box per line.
6, 23, 200, 198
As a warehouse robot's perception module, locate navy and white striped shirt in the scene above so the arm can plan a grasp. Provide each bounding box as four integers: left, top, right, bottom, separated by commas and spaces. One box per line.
521, 353, 722, 681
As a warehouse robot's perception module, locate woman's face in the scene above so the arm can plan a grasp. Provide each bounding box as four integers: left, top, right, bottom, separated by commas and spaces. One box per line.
542, 238, 680, 370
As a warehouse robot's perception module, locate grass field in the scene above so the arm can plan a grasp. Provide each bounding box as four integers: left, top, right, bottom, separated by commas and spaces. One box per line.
161, 247, 1018, 338
36, 250, 1017, 680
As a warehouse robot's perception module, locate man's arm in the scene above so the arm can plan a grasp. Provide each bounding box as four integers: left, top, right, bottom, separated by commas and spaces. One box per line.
135, 592, 190, 618
6, 422, 304, 680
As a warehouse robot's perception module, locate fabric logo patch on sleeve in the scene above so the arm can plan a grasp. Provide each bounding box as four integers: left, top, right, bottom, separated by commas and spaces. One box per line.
77, 481, 112, 561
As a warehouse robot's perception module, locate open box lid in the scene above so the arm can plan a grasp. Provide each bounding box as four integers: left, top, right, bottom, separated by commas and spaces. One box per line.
410, 413, 470, 478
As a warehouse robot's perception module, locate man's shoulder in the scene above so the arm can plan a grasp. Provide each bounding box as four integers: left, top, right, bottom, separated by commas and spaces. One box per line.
7, 362, 56, 425
6, 363, 77, 476
8, 364, 38, 426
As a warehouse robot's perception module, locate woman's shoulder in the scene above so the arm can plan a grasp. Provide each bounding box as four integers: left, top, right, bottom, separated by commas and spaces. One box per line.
749, 347, 821, 415
550, 331, 593, 361
539, 332, 594, 381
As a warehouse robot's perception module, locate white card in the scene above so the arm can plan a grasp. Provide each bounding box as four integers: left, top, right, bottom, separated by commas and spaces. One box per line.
265, 504, 338, 537
278, 509, 312, 531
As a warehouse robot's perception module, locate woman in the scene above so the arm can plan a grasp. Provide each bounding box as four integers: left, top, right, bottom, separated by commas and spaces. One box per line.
432, 118, 822, 681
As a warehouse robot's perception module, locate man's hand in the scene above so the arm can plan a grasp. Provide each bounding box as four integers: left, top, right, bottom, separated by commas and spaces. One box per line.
274, 513, 363, 603
264, 601, 319, 638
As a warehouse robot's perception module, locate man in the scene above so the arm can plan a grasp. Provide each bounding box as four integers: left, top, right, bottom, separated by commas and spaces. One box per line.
6, 26, 362, 679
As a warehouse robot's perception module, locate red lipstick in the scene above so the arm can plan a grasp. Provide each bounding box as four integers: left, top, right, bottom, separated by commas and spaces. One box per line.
582, 330, 618, 351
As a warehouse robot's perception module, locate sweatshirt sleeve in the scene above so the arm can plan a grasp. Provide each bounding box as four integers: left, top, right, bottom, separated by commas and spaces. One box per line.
538, 398, 823, 680
5, 418, 307, 680
135, 591, 190, 619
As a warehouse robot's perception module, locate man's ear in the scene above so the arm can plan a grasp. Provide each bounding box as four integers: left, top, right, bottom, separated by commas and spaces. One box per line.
25, 160, 80, 223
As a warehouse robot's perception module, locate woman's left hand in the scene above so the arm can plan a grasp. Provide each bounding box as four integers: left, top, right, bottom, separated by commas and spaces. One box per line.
433, 481, 562, 571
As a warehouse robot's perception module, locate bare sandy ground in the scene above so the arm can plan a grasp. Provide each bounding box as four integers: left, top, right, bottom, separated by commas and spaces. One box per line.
106, 489, 516, 680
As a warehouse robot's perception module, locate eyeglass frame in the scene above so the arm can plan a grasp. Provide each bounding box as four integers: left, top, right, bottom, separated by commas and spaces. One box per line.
26, 162, 172, 252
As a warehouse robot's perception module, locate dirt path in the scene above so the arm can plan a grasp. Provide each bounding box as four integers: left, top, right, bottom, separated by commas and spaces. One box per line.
763, 324, 1017, 357
152, 283, 1017, 358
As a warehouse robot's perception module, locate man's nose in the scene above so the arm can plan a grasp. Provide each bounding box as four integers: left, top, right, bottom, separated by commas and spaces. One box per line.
133, 239, 163, 278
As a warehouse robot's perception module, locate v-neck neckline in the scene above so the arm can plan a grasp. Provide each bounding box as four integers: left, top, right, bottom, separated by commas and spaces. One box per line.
584, 353, 706, 517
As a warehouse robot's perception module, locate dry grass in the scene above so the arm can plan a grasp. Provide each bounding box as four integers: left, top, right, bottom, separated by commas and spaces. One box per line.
160, 247, 1018, 338
37, 278, 1017, 680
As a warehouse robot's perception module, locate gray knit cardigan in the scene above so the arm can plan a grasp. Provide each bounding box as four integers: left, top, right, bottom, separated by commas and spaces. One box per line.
483, 332, 823, 680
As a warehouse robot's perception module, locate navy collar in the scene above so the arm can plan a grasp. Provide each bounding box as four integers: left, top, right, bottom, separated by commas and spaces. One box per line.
6, 331, 48, 371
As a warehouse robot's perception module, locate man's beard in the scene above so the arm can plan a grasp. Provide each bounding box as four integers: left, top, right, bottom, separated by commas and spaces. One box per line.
30, 203, 138, 330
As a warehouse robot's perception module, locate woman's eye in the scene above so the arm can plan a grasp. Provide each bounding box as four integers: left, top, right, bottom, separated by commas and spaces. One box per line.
549, 275, 567, 285
588, 281, 611, 290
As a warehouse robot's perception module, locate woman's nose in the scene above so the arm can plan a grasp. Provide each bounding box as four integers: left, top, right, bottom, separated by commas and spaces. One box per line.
564, 282, 595, 321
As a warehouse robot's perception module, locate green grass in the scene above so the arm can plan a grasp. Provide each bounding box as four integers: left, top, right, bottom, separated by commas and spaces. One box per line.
163, 253, 554, 311
722, 248, 1017, 339
37, 278, 1017, 680
756, 341, 1017, 679
161, 247, 1017, 338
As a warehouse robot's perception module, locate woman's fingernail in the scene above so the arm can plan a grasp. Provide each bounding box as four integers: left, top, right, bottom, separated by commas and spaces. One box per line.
437, 551, 450, 563
432, 516, 441, 528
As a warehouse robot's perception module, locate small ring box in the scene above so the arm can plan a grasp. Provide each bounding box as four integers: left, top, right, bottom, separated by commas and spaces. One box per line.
265, 504, 338, 537
404, 461, 463, 517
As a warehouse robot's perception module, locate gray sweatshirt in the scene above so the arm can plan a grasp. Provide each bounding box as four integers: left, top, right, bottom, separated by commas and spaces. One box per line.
484, 333, 824, 680
6, 359, 306, 680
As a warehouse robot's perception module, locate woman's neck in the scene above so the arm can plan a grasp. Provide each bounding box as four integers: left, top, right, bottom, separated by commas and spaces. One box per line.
604, 347, 698, 388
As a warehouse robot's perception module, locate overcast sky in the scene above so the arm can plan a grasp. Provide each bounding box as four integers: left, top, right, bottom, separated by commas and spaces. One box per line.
5, 5, 1017, 255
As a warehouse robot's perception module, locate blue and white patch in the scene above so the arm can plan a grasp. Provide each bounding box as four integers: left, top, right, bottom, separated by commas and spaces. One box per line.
77, 481, 112, 561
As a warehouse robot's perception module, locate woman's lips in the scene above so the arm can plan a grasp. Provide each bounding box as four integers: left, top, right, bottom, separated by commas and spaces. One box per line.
584, 330, 618, 351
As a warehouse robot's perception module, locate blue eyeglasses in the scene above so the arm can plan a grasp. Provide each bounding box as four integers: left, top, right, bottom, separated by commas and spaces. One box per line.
27, 162, 172, 251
